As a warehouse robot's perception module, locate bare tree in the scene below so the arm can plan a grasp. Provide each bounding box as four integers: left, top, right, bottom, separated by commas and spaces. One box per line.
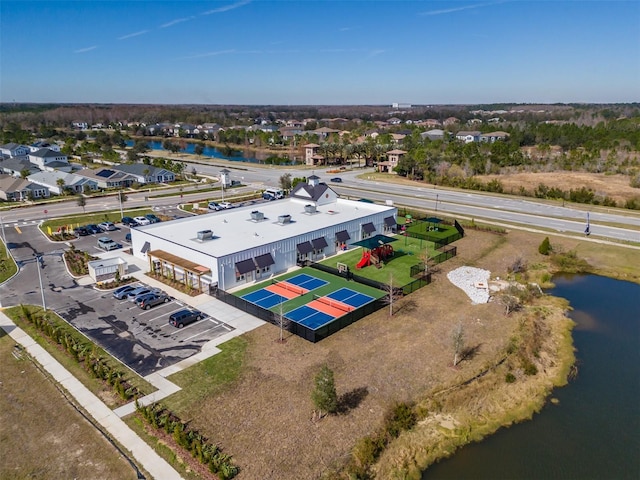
276, 299, 290, 342
381, 272, 402, 316
452, 321, 465, 367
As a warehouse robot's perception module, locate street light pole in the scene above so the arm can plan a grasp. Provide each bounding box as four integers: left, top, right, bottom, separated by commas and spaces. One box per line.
34, 254, 46, 311
118, 190, 124, 219
0, 216, 6, 244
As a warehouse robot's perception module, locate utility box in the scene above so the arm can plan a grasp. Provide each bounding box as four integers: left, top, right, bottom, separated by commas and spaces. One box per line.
278, 214, 291, 224
304, 204, 317, 214
197, 229, 213, 241
251, 211, 264, 221
88, 257, 127, 283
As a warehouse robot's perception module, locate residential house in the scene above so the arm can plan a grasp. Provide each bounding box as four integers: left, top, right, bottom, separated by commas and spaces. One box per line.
0, 156, 39, 178
455, 131, 481, 143
75, 168, 138, 189
443, 117, 460, 126
312, 127, 340, 139
378, 149, 407, 174
387, 117, 402, 125
112, 164, 175, 184
479, 131, 510, 143
279, 126, 305, 141
0, 174, 49, 201
28, 148, 70, 170
71, 121, 88, 129
28, 170, 98, 195
390, 133, 406, 144
303, 144, 324, 166
421, 129, 446, 141
29, 141, 61, 152
0, 142, 30, 158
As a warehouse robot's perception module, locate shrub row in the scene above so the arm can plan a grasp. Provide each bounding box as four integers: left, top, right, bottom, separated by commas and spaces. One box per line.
344, 401, 418, 479
19, 305, 141, 401
136, 402, 239, 479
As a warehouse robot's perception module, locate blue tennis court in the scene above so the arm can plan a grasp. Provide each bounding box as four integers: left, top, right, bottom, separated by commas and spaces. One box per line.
326, 288, 375, 308
286, 305, 334, 330
242, 289, 288, 309
285, 273, 328, 291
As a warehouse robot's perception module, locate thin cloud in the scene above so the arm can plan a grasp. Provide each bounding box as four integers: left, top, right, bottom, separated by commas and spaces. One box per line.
160, 17, 193, 28
180, 49, 237, 60
117, 30, 149, 40
74, 45, 98, 53
367, 49, 387, 58
202, 0, 251, 15
419, 1, 502, 16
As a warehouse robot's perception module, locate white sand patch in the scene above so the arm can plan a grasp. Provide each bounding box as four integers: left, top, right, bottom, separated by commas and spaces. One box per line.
447, 266, 491, 304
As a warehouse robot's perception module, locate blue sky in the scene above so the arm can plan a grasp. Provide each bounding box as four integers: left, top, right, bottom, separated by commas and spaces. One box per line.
1, 1, 638, 104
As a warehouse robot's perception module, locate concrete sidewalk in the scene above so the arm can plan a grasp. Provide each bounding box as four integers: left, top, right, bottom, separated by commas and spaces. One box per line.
0, 312, 184, 480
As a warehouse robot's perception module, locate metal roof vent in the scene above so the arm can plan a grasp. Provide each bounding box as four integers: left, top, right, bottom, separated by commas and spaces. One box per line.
197, 229, 213, 241
250, 210, 264, 221
278, 214, 291, 224
304, 204, 317, 214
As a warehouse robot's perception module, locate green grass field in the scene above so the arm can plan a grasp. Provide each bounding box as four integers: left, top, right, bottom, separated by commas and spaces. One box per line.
233, 266, 386, 316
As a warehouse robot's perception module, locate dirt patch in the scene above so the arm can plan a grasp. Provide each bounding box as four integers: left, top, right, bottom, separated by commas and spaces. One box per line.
477, 172, 639, 203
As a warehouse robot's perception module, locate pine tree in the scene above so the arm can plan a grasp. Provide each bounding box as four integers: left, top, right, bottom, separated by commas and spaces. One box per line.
538, 236, 552, 255
311, 364, 338, 417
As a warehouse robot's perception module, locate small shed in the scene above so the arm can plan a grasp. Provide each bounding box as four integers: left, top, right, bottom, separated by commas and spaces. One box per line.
88, 257, 128, 283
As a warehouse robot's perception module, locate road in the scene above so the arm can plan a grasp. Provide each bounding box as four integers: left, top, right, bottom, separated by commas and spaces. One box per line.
1, 163, 639, 243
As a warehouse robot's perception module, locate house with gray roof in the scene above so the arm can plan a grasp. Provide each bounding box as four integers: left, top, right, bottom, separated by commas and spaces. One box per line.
75, 168, 138, 189
0, 143, 30, 157
479, 131, 510, 143
455, 131, 481, 143
290, 175, 338, 206
28, 170, 98, 195
0, 156, 39, 178
0, 174, 49, 201
112, 164, 175, 184
421, 129, 446, 141
28, 148, 69, 170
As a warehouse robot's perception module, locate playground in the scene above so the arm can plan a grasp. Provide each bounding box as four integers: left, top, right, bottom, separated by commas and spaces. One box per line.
234, 267, 385, 331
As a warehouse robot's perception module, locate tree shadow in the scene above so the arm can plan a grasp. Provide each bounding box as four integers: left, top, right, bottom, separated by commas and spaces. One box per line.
461, 343, 482, 362
394, 298, 417, 315
336, 386, 369, 415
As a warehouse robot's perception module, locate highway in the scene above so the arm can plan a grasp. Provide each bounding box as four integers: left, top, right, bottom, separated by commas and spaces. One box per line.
1, 162, 639, 244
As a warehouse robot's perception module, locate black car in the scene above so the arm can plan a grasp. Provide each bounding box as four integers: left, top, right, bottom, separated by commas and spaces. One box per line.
330, 177, 343, 183
145, 213, 161, 223
121, 216, 139, 227
73, 226, 89, 236
85, 224, 101, 234
169, 308, 203, 328
135, 292, 171, 310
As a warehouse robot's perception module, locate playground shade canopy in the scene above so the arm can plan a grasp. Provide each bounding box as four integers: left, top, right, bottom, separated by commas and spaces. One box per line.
425, 217, 443, 223
351, 234, 397, 250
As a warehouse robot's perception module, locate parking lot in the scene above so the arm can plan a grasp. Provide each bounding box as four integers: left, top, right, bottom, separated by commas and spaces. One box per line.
54, 280, 235, 376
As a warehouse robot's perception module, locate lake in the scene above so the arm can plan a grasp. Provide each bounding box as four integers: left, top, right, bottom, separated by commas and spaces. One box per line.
423, 274, 640, 479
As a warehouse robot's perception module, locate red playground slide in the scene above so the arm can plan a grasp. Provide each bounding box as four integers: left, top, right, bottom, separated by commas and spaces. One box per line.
356, 251, 371, 269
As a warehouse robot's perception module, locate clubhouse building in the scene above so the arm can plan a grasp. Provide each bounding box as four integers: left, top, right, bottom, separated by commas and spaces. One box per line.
129, 176, 397, 293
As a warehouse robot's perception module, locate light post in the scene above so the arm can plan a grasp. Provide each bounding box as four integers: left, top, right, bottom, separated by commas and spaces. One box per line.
435, 194, 439, 212
118, 190, 124, 219
33, 253, 46, 311
0, 216, 6, 244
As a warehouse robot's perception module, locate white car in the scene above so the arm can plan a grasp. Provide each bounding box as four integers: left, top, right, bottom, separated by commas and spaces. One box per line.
219, 201, 233, 209
133, 216, 151, 225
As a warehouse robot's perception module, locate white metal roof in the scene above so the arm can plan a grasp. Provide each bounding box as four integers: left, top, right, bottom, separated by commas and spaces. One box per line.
137, 198, 395, 258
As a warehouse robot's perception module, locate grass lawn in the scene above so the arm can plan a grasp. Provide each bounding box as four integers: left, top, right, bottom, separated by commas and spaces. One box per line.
0, 239, 17, 283
317, 234, 438, 286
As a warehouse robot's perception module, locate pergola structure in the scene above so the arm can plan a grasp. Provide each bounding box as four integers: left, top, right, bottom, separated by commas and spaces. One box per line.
147, 249, 211, 292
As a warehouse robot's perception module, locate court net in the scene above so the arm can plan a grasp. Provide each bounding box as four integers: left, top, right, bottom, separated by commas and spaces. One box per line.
313, 295, 353, 313
272, 279, 306, 295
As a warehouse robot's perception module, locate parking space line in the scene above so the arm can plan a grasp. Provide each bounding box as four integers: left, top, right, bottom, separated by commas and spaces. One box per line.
182, 321, 227, 341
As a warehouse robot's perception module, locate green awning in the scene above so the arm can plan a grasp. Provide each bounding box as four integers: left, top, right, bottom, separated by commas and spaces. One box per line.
351, 234, 398, 250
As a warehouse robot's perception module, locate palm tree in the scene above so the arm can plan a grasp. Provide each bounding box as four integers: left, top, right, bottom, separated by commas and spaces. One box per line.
56, 178, 66, 195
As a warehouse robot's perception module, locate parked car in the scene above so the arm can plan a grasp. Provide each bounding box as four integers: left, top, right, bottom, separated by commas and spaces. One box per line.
145, 214, 161, 223
97, 237, 121, 251
169, 308, 203, 328
134, 216, 151, 226
125, 286, 160, 301
219, 201, 233, 209
113, 285, 138, 299
121, 216, 139, 227
74, 226, 89, 236
135, 292, 171, 310
125, 233, 131, 242
98, 221, 116, 232
208, 201, 222, 211
262, 193, 276, 201
85, 224, 101, 234
330, 177, 343, 183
